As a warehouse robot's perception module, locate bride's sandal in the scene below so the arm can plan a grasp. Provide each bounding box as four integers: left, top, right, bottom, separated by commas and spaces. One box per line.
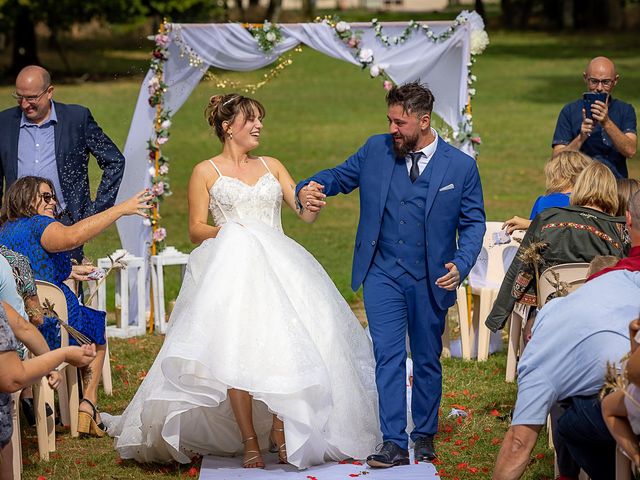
241, 436, 265, 469
77, 398, 107, 437
269, 427, 287, 464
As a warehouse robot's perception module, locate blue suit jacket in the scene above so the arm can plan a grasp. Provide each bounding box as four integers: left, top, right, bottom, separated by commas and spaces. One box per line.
297, 134, 486, 310
0, 101, 125, 223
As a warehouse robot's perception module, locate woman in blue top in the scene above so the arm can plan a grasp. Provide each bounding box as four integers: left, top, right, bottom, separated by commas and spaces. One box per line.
503, 150, 593, 234
0, 176, 151, 437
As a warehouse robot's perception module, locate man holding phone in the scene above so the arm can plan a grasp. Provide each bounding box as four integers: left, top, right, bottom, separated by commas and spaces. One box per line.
552, 56, 637, 178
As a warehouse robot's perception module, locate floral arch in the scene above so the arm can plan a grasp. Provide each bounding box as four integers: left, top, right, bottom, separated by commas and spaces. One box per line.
115, 12, 489, 268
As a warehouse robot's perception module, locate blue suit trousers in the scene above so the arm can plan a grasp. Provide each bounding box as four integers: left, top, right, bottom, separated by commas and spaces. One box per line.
363, 263, 446, 450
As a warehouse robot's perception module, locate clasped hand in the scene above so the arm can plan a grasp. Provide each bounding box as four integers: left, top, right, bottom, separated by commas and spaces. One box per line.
298, 181, 326, 213
581, 98, 610, 138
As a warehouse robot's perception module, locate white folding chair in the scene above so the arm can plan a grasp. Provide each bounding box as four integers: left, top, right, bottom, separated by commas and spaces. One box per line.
464, 222, 520, 361
538, 263, 590, 308
11, 392, 22, 479
36, 280, 80, 437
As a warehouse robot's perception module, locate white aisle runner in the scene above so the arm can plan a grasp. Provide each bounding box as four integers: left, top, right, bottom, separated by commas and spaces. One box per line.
199, 451, 438, 480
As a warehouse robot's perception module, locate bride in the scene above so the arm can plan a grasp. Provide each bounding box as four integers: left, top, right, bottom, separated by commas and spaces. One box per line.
106, 94, 380, 469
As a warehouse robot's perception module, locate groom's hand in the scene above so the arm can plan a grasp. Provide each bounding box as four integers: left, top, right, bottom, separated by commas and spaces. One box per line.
298, 181, 326, 213
435, 262, 460, 291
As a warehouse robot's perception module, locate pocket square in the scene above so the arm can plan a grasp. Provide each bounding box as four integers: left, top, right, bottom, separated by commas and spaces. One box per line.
439, 183, 455, 192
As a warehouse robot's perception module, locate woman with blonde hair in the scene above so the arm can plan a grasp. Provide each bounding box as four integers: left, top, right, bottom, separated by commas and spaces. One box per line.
487, 161, 627, 333
107, 94, 379, 469
503, 150, 593, 234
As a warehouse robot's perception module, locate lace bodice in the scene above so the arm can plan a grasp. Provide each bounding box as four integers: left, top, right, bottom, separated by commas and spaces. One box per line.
208, 159, 283, 232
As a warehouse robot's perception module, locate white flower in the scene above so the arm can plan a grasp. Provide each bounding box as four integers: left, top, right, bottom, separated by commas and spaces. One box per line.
263, 20, 271, 31
369, 65, 380, 77
468, 88, 476, 96
148, 166, 156, 176
159, 164, 169, 175
372, 18, 378, 23
381, 35, 389, 43
266, 31, 276, 42
335, 21, 350, 33
465, 113, 473, 122
161, 119, 172, 129
470, 30, 489, 55
143, 218, 152, 227
358, 48, 374, 64
456, 10, 485, 32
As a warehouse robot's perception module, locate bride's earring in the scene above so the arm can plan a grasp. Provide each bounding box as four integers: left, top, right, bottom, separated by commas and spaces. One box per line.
227, 129, 233, 141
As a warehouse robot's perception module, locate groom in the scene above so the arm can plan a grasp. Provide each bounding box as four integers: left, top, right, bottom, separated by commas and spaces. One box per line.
296, 82, 485, 467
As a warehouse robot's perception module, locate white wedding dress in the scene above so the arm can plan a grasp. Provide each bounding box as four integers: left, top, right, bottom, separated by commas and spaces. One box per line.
106, 158, 380, 468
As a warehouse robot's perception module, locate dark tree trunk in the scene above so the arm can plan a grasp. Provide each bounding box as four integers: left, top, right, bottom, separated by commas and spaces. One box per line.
266, 0, 282, 22
501, 0, 515, 28
475, 0, 486, 24
302, 0, 315, 20
518, 0, 534, 28
11, 6, 40, 75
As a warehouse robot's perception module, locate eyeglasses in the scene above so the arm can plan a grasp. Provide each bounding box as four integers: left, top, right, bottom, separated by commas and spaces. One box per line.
39, 192, 57, 204
11, 85, 50, 104
586, 78, 614, 88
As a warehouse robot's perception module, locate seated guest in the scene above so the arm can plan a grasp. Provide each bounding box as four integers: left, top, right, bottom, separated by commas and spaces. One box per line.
491, 216, 640, 479
551, 190, 640, 479
503, 150, 593, 234
0, 176, 151, 436
616, 178, 640, 217
586, 255, 620, 278
486, 162, 627, 333
601, 318, 640, 469
0, 302, 95, 480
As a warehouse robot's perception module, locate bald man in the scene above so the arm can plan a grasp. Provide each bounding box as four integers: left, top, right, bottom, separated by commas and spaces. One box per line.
552, 56, 637, 178
0, 66, 125, 260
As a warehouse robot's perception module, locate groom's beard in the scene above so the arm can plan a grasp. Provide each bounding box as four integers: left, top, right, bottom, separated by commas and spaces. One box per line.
392, 131, 419, 158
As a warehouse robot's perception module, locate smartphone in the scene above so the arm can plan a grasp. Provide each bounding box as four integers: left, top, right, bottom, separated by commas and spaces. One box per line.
583, 92, 608, 119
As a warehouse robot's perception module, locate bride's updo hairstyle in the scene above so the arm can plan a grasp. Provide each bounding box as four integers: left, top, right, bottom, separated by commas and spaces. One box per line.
205, 94, 266, 143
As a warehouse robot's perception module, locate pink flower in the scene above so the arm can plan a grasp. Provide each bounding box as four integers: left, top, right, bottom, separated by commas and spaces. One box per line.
347, 36, 359, 48
159, 164, 169, 175
152, 182, 165, 196
153, 228, 166, 242
470, 136, 482, 144
157, 136, 169, 145
155, 34, 170, 48
383, 80, 394, 91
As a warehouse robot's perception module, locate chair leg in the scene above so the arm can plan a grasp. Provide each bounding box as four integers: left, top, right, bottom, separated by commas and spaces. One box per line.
11, 392, 22, 480
456, 287, 471, 361
441, 311, 451, 359
476, 289, 493, 361
66, 366, 80, 438
615, 447, 633, 480
32, 379, 49, 461
505, 311, 523, 382
101, 340, 113, 396
43, 383, 55, 452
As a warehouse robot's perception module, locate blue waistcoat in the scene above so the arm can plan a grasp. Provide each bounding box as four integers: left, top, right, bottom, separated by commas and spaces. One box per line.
373, 157, 433, 280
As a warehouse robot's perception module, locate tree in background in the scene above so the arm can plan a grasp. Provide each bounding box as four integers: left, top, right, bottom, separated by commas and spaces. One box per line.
0, 0, 226, 75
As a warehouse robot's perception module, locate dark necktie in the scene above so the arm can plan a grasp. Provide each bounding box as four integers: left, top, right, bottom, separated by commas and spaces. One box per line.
409, 152, 422, 183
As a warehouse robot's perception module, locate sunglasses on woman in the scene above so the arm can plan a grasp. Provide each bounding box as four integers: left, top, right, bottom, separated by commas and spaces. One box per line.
39, 192, 57, 204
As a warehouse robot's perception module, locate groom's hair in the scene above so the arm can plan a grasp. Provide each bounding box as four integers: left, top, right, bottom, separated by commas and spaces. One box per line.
386, 82, 434, 119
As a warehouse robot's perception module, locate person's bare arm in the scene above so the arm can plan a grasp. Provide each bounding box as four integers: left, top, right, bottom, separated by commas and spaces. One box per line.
492, 424, 542, 480
592, 100, 637, 158
2, 302, 49, 356
188, 162, 221, 244
553, 109, 594, 155
41, 190, 153, 253
0, 344, 95, 393
266, 157, 324, 223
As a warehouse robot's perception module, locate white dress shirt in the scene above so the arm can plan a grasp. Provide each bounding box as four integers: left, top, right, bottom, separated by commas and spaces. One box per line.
405, 128, 439, 176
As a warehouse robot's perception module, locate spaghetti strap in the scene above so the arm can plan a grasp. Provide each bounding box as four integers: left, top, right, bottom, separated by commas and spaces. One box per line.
208, 159, 223, 177
258, 156, 272, 175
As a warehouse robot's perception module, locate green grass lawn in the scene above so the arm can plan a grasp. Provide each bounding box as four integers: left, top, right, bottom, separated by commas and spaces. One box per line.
1, 22, 639, 479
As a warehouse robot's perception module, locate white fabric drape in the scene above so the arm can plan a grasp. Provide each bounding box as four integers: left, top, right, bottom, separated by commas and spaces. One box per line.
116, 21, 472, 278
